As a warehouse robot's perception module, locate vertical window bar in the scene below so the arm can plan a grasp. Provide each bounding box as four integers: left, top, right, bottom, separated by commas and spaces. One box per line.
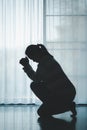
43, 0, 46, 45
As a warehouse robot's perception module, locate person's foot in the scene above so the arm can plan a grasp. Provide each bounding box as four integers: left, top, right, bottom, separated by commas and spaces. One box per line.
70, 102, 77, 117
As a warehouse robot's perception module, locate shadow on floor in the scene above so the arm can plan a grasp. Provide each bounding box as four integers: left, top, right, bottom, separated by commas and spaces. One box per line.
38, 116, 76, 130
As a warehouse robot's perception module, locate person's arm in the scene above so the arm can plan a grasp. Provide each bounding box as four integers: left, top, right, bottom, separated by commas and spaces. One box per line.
23, 64, 36, 81
19, 57, 36, 81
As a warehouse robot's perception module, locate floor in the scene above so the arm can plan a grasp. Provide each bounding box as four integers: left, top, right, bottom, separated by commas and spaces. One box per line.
0, 105, 87, 130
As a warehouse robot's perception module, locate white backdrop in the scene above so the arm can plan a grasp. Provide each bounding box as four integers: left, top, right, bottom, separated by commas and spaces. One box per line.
0, 0, 43, 104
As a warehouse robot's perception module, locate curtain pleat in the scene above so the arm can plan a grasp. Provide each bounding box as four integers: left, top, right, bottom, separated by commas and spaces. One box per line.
0, 0, 43, 104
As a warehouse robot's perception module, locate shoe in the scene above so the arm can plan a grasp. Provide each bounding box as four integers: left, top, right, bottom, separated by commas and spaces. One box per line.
70, 102, 77, 117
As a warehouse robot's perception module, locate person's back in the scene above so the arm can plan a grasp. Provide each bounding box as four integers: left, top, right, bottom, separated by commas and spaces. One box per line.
37, 54, 75, 91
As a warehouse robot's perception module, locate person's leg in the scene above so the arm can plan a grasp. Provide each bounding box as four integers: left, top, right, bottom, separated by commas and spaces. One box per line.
30, 82, 77, 117
70, 102, 77, 117
37, 102, 77, 117
30, 81, 52, 103
37, 104, 52, 117
37, 103, 70, 117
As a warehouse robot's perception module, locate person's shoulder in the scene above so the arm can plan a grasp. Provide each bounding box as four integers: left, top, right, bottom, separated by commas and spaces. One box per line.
38, 55, 53, 67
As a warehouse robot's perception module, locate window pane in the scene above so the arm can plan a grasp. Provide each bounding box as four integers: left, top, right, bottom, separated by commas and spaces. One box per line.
46, 0, 87, 15
46, 16, 87, 42
45, 0, 87, 104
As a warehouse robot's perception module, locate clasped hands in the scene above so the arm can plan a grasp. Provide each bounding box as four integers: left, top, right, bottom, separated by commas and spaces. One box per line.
19, 57, 31, 73
19, 57, 29, 67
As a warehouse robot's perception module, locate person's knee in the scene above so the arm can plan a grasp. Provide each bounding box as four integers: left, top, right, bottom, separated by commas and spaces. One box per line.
30, 82, 36, 90
30, 81, 43, 90
37, 105, 46, 116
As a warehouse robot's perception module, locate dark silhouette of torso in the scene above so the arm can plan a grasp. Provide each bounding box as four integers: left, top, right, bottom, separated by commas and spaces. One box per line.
20, 44, 77, 117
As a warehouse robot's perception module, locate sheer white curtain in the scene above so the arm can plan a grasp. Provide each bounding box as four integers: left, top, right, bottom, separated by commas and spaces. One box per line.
0, 0, 43, 104
45, 0, 87, 104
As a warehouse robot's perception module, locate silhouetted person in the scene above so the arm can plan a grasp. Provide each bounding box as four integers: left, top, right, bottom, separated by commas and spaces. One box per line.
19, 44, 77, 117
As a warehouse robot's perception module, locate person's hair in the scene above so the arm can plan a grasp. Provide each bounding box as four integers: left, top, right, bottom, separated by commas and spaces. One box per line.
25, 44, 51, 60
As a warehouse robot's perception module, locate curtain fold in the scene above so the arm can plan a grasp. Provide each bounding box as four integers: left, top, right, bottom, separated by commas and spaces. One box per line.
0, 0, 43, 104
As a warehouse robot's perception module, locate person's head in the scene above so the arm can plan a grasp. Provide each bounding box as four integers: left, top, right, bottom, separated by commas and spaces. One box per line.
25, 44, 50, 62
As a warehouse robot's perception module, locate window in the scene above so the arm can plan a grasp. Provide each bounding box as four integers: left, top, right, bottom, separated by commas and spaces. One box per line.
43, 0, 87, 104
